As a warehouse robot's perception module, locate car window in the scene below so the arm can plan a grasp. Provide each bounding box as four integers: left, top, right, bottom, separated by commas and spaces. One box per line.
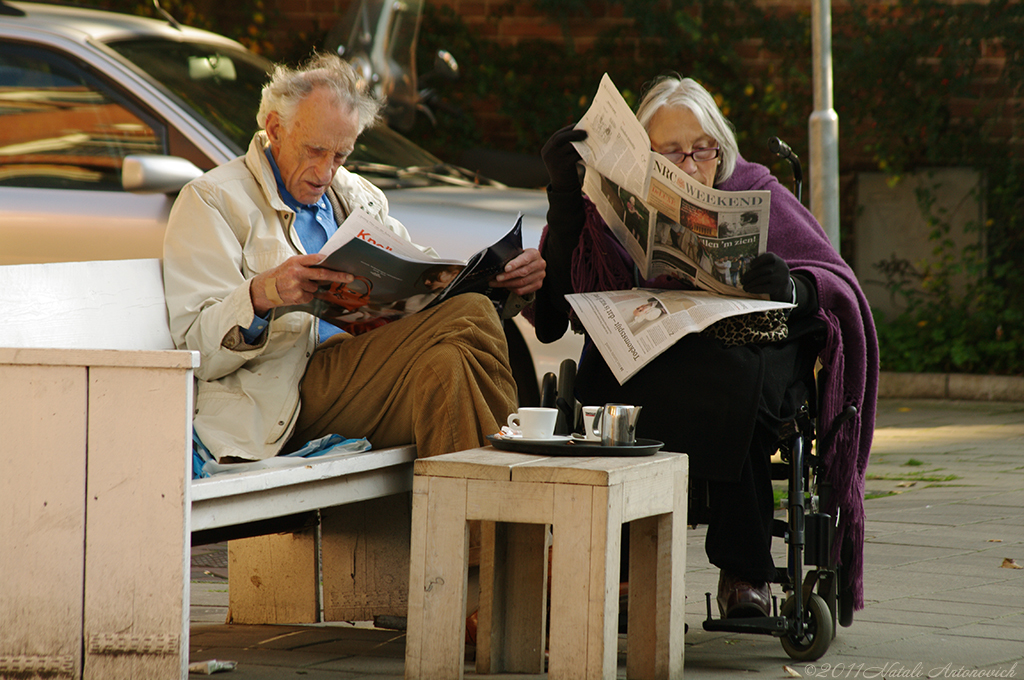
106, 38, 444, 172
0, 43, 163, 190
353, 123, 442, 167
108, 39, 268, 156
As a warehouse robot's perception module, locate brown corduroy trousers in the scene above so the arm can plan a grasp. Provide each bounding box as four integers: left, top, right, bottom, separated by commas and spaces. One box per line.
288, 293, 518, 458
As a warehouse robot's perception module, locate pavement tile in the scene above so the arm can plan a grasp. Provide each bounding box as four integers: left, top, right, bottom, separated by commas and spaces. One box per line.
877, 596, 1024, 621
913, 581, 1024, 608
828, 633, 1024, 668
188, 644, 343, 670
861, 569, 999, 601
867, 526, 1023, 550
894, 555, 1024, 579
312, 654, 408, 674
853, 607, 989, 631
860, 542, 975, 569
947, 622, 1024, 643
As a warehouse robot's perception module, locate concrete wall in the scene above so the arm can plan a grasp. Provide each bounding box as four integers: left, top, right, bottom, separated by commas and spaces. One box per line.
854, 169, 983, 319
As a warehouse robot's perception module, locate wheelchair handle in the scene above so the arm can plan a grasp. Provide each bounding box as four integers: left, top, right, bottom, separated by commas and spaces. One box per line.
769, 136, 803, 203
819, 404, 858, 459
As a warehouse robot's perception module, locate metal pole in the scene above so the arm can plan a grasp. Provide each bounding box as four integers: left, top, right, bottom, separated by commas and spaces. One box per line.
810, 0, 841, 252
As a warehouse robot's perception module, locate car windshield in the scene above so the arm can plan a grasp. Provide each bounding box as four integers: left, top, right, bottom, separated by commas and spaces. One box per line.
106, 38, 460, 183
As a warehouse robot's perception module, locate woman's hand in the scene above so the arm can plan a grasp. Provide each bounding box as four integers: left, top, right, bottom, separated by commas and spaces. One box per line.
491, 248, 547, 296
541, 125, 587, 193
741, 252, 794, 302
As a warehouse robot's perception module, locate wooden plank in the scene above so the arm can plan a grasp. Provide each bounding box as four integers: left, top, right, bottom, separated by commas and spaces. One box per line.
413, 448, 545, 481
0, 363, 87, 680
190, 446, 417, 503
626, 515, 659, 680
475, 520, 499, 674
82, 363, 192, 680
465, 479, 554, 524
619, 461, 680, 524
227, 529, 319, 625
512, 451, 685, 488
0, 258, 174, 351
501, 523, 549, 673
191, 457, 414, 532
404, 475, 469, 680
584, 485, 621, 680
404, 476, 431, 677
0, 346, 197, 370
665, 465, 688, 678
321, 494, 412, 621
547, 483, 594, 680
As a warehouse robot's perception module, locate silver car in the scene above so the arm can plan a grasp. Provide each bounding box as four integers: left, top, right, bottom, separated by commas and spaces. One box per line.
0, 1, 582, 404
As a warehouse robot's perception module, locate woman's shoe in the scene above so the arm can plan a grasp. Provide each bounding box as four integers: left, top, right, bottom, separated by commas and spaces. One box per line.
716, 571, 771, 618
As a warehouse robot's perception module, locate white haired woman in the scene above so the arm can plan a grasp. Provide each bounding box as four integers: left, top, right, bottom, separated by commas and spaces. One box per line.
528, 74, 877, 622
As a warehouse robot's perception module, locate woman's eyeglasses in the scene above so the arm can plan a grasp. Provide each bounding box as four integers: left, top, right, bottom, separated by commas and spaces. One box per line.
655, 147, 720, 163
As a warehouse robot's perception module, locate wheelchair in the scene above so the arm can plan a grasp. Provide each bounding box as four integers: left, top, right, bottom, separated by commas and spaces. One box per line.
536, 138, 858, 662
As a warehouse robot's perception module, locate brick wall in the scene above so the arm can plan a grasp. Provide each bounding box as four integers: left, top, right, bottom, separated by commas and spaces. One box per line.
264, 0, 641, 48
265, 0, 819, 49
256, 0, 1018, 163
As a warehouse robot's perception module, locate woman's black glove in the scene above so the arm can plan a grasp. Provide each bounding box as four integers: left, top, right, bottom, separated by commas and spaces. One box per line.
541, 125, 587, 193
741, 252, 794, 303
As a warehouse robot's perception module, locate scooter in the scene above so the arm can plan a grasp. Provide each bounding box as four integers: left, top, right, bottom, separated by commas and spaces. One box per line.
325, 0, 459, 132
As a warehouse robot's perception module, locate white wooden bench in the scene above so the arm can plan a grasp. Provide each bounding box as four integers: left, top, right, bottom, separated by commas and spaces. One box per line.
0, 258, 417, 680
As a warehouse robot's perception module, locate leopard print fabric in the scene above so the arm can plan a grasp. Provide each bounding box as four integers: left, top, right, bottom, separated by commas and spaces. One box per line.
700, 309, 789, 347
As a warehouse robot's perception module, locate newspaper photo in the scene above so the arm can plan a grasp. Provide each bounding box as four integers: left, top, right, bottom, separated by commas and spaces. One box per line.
574, 73, 772, 298
566, 288, 793, 384
279, 209, 524, 334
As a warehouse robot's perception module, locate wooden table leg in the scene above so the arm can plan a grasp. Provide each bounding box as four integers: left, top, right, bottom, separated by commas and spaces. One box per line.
477, 522, 548, 674
627, 469, 687, 679
405, 476, 469, 680
548, 483, 622, 680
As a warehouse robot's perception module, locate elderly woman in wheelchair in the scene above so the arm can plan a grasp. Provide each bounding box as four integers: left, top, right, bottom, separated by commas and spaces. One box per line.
528, 73, 878, 659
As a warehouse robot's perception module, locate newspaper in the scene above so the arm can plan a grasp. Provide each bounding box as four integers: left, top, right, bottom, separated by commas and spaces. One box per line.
565, 74, 791, 384
574, 73, 772, 297
566, 288, 793, 384
279, 209, 523, 335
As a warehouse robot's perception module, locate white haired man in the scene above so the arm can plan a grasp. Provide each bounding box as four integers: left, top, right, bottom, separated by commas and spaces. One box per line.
164, 53, 545, 463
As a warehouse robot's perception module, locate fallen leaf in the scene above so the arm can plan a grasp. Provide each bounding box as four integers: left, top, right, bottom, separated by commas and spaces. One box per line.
988, 539, 1003, 543
1000, 558, 1022, 569
784, 665, 803, 677
896, 481, 916, 488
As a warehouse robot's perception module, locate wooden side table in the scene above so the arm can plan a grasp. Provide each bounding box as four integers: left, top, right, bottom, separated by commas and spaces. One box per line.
404, 448, 688, 680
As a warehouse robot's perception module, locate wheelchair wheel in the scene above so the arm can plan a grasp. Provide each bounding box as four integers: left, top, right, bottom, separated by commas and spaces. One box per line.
780, 592, 833, 661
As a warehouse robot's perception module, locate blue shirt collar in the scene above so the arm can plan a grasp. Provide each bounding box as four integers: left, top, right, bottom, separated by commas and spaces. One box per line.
265, 148, 330, 213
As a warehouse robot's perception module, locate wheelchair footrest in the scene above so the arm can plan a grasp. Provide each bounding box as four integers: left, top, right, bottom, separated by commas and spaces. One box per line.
702, 613, 788, 636
703, 591, 789, 636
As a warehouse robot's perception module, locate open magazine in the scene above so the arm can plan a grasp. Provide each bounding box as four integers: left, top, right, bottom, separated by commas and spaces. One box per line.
279, 210, 524, 335
565, 74, 792, 383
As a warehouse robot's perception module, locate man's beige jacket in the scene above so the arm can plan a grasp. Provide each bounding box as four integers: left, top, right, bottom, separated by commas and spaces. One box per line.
163, 132, 422, 462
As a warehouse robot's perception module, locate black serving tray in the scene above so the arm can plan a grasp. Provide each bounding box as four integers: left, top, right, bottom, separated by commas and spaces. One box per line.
486, 434, 663, 457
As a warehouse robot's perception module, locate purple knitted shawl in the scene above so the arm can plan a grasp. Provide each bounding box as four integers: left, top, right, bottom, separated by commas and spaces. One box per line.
538, 156, 879, 608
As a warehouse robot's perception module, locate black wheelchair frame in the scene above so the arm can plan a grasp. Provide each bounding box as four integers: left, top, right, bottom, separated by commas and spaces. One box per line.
537, 138, 858, 661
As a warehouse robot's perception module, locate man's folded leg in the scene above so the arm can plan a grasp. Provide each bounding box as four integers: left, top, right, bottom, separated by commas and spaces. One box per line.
289, 293, 518, 457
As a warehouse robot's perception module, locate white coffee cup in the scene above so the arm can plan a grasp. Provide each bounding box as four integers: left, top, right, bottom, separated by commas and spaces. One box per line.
576, 405, 603, 442
506, 407, 559, 439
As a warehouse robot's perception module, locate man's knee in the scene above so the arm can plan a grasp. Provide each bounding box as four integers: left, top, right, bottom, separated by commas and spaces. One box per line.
435, 293, 505, 336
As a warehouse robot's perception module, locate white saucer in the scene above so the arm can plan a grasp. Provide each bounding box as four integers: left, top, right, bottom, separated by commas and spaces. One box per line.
498, 433, 571, 443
